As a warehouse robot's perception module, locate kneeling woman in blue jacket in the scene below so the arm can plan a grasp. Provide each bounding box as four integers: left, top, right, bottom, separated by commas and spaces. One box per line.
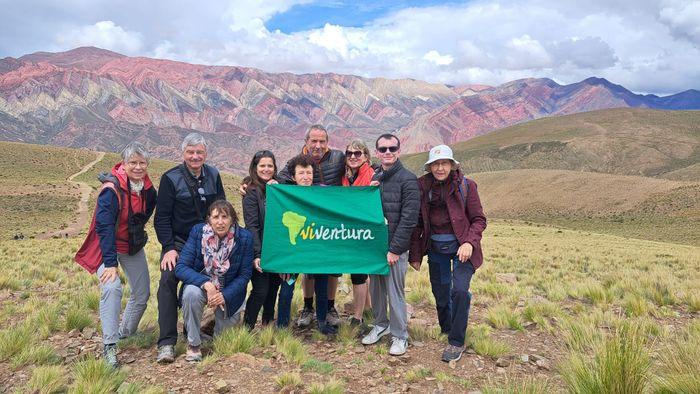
175, 199, 253, 362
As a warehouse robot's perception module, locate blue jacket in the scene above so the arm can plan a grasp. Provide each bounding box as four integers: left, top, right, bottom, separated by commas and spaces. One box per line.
174, 223, 253, 318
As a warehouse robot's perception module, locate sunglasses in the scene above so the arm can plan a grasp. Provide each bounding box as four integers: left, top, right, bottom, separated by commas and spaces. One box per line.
377, 146, 399, 153
345, 150, 364, 158
197, 187, 206, 203
254, 150, 273, 158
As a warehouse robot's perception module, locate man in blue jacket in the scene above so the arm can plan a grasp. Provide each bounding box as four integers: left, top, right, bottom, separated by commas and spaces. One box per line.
154, 133, 226, 363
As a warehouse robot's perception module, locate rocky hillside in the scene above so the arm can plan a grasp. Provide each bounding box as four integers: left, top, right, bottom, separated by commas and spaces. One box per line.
1, 47, 699, 173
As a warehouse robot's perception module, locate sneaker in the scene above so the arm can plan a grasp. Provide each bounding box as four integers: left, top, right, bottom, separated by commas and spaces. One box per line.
327, 306, 341, 326
361, 325, 389, 345
156, 344, 175, 364
389, 337, 408, 356
349, 317, 363, 327
441, 344, 465, 362
103, 344, 119, 368
185, 345, 202, 363
297, 307, 314, 327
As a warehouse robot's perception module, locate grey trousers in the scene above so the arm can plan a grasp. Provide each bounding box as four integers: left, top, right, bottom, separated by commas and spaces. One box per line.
181, 284, 243, 347
369, 252, 408, 340
97, 249, 150, 345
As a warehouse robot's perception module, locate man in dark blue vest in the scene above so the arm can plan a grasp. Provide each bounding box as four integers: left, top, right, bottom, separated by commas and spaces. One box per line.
154, 132, 225, 363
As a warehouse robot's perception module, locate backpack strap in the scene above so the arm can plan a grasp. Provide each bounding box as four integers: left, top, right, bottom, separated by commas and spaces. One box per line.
457, 176, 469, 208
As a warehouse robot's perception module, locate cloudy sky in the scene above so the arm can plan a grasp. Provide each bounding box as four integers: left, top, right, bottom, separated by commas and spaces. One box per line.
1, 0, 699, 94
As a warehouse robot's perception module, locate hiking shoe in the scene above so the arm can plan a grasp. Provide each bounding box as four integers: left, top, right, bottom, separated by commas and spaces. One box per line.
297, 307, 314, 327
441, 344, 465, 362
156, 345, 175, 364
318, 321, 338, 335
327, 306, 341, 326
103, 344, 119, 368
361, 325, 389, 345
349, 317, 363, 327
185, 345, 202, 363
389, 337, 408, 356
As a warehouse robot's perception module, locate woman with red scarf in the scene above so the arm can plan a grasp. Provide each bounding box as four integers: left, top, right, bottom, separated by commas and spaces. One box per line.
342, 139, 375, 326
175, 200, 253, 362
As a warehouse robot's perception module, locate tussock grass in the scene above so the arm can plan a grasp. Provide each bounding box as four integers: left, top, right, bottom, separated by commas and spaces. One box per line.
560, 325, 650, 394
572, 281, 613, 306
10, 344, 60, 369
467, 324, 511, 358
277, 335, 309, 365
336, 323, 359, 346
409, 323, 445, 342
309, 378, 344, 394
434, 371, 472, 389
622, 293, 651, 317
684, 291, 700, 312
82, 290, 101, 312
560, 315, 605, 352
113, 381, 165, 394
654, 319, 700, 393
212, 326, 257, 356
0, 324, 32, 361
71, 358, 127, 393
303, 358, 335, 374
275, 372, 303, 390
522, 300, 561, 331
257, 325, 277, 348
26, 366, 68, 394
405, 366, 432, 383
65, 308, 92, 331
483, 376, 551, 394
118, 329, 157, 349
0, 276, 21, 290
486, 304, 523, 330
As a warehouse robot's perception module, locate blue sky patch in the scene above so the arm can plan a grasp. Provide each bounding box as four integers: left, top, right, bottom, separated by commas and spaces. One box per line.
266, 0, 455, 33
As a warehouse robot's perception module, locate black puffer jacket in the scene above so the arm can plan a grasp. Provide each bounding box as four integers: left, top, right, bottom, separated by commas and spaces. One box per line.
278, 149, 345, 186
372, 160, 420, 255
242, 185, 265, 259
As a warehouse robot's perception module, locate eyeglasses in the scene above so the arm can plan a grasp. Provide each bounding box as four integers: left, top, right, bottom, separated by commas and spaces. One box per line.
197, 187, 206, 203
377, 146, 399, 153
345, 150, 363, 158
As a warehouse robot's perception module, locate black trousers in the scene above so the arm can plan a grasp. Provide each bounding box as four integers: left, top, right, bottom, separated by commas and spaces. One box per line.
427, 251, 475, 347
157, 266, 180, 347
244, 270, 282, 329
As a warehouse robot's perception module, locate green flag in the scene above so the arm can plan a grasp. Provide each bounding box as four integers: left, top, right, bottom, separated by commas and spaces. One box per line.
261, 184, 389, 275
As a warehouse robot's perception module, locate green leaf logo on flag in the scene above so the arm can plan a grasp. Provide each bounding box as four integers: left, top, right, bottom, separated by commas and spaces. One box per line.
261, 184, 389, 275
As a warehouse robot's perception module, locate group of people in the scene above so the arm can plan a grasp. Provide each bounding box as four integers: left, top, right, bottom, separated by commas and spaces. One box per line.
77, 124, 486, 369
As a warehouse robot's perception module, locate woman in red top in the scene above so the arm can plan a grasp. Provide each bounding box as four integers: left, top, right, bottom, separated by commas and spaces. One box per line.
75, 142, 157, 368
342, 140, 375, 326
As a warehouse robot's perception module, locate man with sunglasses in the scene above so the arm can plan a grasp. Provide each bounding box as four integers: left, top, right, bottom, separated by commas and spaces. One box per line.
361, 133, 419, 356
154, 132, 226, 363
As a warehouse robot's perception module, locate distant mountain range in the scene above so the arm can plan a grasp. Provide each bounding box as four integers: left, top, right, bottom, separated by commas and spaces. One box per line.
1, 47, 698, 173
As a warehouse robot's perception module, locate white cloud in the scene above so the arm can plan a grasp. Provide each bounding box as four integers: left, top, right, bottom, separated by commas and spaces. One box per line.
1, 0, 699, 94
658, 0, 700, 44
423, 50, 454, 66
56, 21, 143, 54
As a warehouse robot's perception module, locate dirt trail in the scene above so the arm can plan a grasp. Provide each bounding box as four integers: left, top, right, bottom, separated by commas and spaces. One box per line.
39, 152, 106, 239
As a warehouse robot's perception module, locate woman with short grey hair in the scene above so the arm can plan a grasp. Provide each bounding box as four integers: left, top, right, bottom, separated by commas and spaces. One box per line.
75, 141, 158, 368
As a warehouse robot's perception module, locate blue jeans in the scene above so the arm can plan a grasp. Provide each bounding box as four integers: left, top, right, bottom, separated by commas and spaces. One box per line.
427, 251, 475, 347
312, 274, 330, 331
276, 276, 296, 328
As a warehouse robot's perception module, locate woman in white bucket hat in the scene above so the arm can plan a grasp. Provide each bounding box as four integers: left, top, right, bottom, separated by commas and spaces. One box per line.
409, 144, 487, 363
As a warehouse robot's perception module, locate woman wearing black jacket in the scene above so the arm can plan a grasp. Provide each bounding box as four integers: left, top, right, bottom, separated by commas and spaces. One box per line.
242, 150, 280, 329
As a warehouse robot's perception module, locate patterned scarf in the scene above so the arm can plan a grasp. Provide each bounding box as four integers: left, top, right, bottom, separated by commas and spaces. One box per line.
201, 224, 235, 289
